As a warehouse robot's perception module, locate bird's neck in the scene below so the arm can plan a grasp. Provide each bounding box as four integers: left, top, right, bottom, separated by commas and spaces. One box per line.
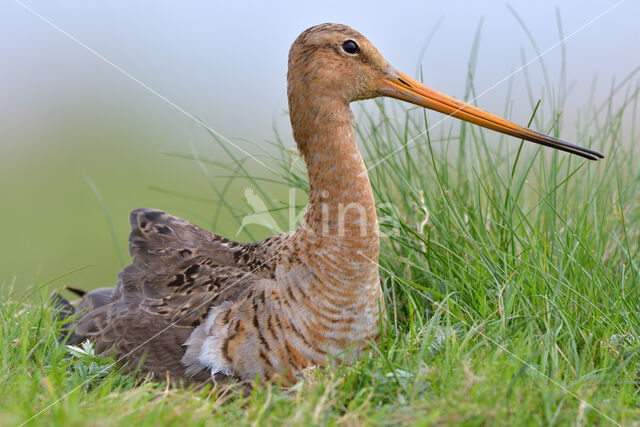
290, 96, 379, 265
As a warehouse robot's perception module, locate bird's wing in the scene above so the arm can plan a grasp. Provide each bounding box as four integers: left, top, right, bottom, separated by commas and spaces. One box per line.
54, 208, 290, 382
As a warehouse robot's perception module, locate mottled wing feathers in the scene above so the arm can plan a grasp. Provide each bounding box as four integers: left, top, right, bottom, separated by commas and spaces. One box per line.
54, 208, 289, 382
128, 208, 237, 273
136, 263, 262, 327
124, 208, 284, 327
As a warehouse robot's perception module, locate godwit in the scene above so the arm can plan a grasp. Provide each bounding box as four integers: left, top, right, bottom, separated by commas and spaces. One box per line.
53, 23, 603, 385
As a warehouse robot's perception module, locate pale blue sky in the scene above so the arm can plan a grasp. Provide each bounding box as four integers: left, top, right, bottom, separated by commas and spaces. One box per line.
2, 1, 639, 161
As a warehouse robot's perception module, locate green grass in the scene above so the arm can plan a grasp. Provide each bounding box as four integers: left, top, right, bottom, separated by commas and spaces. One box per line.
2, 37, 640, 426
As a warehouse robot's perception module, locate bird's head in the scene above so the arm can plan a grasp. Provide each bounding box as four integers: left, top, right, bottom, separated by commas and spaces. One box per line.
287, 23, 603, 160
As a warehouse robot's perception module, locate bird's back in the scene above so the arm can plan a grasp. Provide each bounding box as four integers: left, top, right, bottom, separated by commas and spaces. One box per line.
54, 208, 291, 383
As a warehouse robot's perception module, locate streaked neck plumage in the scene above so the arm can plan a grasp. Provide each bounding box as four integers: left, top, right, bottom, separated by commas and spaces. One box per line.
287, 86, 380, 290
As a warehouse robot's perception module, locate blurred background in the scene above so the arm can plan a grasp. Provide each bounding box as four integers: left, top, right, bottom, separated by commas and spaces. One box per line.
1, 0, 639, 291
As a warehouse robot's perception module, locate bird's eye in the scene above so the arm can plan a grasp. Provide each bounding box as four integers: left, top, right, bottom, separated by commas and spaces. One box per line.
341, 40, 360, 55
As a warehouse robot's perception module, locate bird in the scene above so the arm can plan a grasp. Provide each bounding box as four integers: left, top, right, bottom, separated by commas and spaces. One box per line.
52, 23, 603, 386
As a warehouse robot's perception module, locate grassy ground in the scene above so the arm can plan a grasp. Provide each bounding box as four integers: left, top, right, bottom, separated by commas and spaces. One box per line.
2, 49, 640, 425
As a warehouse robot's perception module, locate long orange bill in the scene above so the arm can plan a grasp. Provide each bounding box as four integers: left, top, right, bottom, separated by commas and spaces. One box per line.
381, 72, 604, 161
